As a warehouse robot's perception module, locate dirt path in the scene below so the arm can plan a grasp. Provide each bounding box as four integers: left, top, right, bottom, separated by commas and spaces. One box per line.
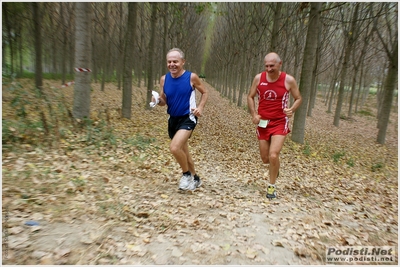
2, 80, 397, 265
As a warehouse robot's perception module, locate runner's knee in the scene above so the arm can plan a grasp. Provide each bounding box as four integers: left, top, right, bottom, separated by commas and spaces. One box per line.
269, 152, 279, 162
169, 144, 180, 155
261, 154, 269, 164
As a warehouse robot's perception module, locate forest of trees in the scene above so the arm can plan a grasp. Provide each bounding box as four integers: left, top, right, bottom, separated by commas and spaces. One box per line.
2, 2, 398, 144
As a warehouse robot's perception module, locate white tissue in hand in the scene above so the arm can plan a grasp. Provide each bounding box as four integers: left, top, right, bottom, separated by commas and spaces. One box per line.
152, 91, 160, 104
149, 91, 160, 108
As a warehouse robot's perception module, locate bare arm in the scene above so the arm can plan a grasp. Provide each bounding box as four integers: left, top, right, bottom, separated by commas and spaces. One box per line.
247, 73, 261, 125
157, 75, 167, 106
283, 74, 302, 118
191, 73, 208, 117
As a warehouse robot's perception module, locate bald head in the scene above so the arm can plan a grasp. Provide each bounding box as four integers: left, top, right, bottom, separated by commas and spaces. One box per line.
263, 52, 282, 75
264, 52, 282, 64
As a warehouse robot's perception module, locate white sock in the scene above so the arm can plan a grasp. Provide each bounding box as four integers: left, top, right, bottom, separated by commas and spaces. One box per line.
268, 184, 275, 188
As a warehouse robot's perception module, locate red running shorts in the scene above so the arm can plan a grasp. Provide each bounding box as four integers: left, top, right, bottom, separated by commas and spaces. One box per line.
256, 117, 290, 141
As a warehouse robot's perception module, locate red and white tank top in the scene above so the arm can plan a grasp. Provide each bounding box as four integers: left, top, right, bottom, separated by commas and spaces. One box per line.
257, 71, 289, 120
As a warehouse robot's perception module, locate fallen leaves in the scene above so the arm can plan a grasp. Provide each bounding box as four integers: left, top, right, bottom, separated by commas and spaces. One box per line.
2, 79, 398, 265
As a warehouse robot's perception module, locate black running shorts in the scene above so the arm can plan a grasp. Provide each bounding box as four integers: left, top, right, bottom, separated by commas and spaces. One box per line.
168, 114, 197, 139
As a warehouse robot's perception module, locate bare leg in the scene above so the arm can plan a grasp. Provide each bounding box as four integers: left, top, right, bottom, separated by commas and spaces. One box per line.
268, 135, 286, 184
259, 139, 271, 165
169, 129, 193, 173
182, 140, 195, 175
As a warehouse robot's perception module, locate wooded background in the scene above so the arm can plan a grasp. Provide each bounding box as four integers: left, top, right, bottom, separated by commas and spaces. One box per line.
2, 2, 398, 144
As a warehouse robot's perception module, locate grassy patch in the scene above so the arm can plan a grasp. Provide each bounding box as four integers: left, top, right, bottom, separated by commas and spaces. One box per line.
371, 162, 384, 172
357, 109, 374, 117
124, 134, 156, 151
332, 151, 346, 163
302, 142, 311, 156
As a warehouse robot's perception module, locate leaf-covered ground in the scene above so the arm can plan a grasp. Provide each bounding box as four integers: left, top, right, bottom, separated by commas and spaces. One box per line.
2, 79, 398, 265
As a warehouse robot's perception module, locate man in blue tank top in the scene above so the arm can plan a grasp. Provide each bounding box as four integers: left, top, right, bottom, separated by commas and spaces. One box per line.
151, 48, 208, 191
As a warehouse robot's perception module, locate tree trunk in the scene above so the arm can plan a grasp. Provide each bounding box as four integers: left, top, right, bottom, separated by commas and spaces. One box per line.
237, 64, 245, 107
17, 24, 23, 77
32, 2, 43, 89
73, 2, 92, 119
60, 2, 67, 84
3, 3, 15, 74
377, 39, 397, 144
355, 67, 363, 113
347, 69, 358, 118
270, 2, 282, 52
291, 2, 322, 144
333, 3, 359, 126
307, 21, 323, 116
138, 6, 145, 88
116, 2, 124, 90
122, 3, 138, 119
101, 3, 109, 92
162, 3, 168, 78
146, 3, 158, 109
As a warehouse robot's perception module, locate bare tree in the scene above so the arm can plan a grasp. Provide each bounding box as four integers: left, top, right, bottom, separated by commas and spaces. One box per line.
2, 2, 397, 135
146, 3, 158, 109
3, 3, 15, 74
60, 2, 68, 84
333, 3, 360, 127
122, 3, 138, 119
101, 3, 109, 92
269, 2, 282, 52
32, 2, 43, 89
291, 2, 322, 144
72, 2, 92, 119
372, 3, 398, 144
348, 12, 373, 118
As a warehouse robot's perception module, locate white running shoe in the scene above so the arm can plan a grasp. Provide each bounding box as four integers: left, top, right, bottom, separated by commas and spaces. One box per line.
179, 173, 194, 190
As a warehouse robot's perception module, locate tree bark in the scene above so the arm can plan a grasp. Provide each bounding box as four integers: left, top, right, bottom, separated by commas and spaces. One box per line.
73, 2, 92, 119
377, 40, 397, 144
122, 3, 138, 119
270, 2, 282, 52
32, 2, 43, 89
101, 3, 109, 92
146, 3, 158, 109
334, 3, 359, 126
291, 2, 322, 144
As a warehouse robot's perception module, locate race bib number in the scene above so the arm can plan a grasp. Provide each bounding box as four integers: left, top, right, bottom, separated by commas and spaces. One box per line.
258, 119, 269, 128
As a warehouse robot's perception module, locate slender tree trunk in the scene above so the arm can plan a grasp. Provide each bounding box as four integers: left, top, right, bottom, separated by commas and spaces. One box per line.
32, 2, 43, 89
92, 21, 98, 83
73, 2, 92, 119
49, 15, 57, 74
334, 4, 359, 127
60, 3, 67, 84
138, 7, 145, 87
377, 39, 398, 144
307, 21, 322, 116
269, 2, 282, 52
347, 70, 358, 118
146, 3, 158, 109
355, 66, 364, 113
4, 3, 15, 74
237, 37, 248, 107
117, 2, 124, 90
292, 2, 321, 144
17, 25, 23, 77
162, 3, 168, 78
101, 3, 109, 91
122, 3, 138, 119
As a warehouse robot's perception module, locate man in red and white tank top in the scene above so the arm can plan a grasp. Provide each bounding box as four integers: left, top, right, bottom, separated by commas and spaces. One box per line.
247, 52, 302, 200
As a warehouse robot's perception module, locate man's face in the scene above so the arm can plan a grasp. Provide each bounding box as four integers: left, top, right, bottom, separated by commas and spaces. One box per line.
166, 51, 185, 76
264, 58, 281, 74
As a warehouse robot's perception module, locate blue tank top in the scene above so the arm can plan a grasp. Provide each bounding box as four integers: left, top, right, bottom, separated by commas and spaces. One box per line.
164, 71, 196, 116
